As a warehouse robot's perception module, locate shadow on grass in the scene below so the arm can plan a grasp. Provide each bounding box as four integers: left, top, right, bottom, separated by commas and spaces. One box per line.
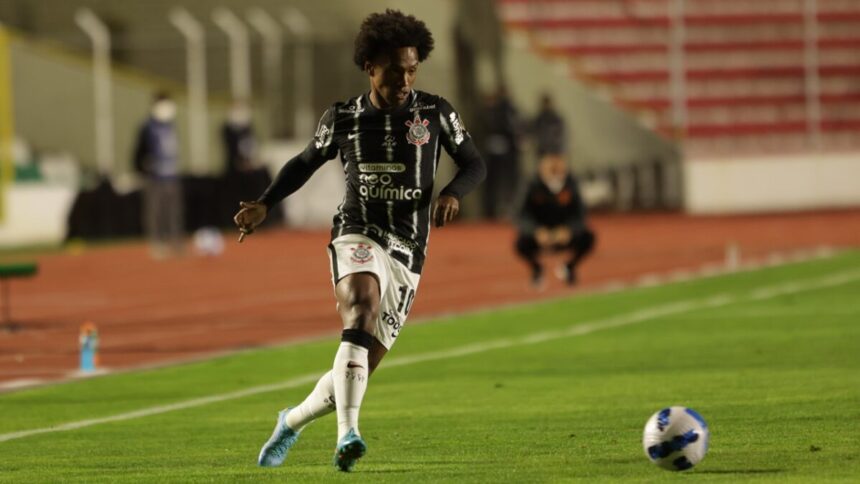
699, 469, 785, 475
362, 469, 415, 474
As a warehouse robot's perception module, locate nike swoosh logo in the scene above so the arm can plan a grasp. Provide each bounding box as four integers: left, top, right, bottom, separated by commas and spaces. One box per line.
346, 362, 365, 369
348, 133, 358, 140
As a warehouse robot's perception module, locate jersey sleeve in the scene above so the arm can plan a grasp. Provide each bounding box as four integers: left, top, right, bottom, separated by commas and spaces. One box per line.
437, 97, 487, 200
257, 108, 339, 209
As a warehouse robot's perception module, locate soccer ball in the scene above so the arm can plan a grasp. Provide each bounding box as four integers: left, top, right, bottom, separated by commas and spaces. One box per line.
642, 406, 709, 471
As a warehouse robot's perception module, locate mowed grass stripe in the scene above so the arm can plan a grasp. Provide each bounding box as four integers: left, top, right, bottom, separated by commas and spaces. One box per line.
2, 265, 858, 445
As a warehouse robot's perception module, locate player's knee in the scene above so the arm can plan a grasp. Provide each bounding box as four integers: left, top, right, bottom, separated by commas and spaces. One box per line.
343, 291, 378, 332
346, 314, 376, 333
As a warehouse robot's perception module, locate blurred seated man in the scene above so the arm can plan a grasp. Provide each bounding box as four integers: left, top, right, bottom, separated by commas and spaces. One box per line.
514, 154, 596, 288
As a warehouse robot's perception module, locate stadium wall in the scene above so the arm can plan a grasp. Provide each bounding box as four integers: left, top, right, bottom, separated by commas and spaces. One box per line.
684, 152, 860, 214
0, 184, 74, 246
8, 32, 246, 177
0, 2, 464, 185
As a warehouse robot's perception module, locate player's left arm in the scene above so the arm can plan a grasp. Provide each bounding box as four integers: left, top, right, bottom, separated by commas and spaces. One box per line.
234, 108, 339, 240
434, 98, 487, 227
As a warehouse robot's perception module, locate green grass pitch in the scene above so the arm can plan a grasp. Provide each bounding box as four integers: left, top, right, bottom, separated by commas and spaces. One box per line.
1, 251, 859, 482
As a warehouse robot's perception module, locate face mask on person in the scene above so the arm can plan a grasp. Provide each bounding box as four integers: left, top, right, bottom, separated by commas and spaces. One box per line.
538, 155, 568, 194
545, 177, 565, 194
152, 100, 176, 122
228, 106, 251, 126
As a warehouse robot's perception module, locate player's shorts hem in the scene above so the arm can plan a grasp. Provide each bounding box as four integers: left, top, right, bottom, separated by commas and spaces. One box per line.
327, 234, 420, 350
327, 243, 340, 283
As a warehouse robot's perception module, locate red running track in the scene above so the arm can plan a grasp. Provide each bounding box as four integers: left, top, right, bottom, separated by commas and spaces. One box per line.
1, 210, 858, 387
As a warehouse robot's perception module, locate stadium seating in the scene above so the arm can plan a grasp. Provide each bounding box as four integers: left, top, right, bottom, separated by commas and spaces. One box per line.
497, 0, 860, 154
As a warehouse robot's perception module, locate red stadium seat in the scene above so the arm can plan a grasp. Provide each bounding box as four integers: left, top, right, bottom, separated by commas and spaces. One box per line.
496, 0, 860, 152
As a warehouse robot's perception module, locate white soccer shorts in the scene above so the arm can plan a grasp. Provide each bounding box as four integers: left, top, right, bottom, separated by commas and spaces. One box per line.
327, 233, 421, 349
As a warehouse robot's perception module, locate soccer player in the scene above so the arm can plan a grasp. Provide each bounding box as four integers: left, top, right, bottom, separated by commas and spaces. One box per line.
233, 10, 485, 472
514, 154, 595, 288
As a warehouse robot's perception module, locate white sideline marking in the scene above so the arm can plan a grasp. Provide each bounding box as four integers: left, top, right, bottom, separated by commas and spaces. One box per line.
1, 269, 859, 444
0, 379, 45, 390
0, 375, 318, 444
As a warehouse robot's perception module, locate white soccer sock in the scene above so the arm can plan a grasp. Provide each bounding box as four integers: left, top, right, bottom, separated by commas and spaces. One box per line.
332, 341, 370, 440
285, 370, 336, 432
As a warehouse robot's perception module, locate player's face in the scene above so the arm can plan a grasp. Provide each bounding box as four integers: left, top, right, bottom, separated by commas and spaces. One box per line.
366, 47, 419, 109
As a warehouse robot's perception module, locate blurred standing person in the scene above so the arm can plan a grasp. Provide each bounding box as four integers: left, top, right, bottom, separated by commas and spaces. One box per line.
133, 91, 184, 258
479, 86, 521, 219
222, 100, 256, 174
532, 93, 566, 158
514, 154, 595, 288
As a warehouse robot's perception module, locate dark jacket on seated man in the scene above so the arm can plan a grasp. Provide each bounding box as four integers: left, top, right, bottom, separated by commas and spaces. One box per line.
515, 155, 595, 287
518, 173, 587, 237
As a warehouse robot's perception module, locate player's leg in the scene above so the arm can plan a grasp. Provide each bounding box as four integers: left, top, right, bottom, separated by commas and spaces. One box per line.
368, 337, 388, 373
285, 371, 335, 429
562, 228, 596, 285
332, 272, 378, 438
515, 232, 544, 287
330, 272, 378, 471
258, 235, 397, 470
259, 339, 388, 468
279, 336, 387, 434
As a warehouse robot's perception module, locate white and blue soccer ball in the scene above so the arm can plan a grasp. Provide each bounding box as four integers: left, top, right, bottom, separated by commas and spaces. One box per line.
642, 406, 709, 471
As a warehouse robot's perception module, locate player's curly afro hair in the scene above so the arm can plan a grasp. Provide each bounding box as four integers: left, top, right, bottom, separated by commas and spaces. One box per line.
353, 9, 434, 70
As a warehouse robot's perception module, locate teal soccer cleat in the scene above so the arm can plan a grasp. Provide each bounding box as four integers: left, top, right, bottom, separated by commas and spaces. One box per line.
333, 428, 367, 472
257, 409, 301, 467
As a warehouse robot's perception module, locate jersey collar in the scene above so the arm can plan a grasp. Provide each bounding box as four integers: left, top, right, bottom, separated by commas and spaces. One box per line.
364, 89, 417, 115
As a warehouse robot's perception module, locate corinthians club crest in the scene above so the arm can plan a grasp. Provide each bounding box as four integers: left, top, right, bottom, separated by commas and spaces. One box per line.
405, 112, 430, 146
350, 243, 374, 264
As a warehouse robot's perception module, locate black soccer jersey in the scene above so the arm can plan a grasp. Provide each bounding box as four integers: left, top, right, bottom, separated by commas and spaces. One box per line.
258, 90, 486, 274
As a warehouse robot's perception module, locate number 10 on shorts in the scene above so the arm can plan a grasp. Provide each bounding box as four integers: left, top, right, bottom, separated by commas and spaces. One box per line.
397, 285, 415, 315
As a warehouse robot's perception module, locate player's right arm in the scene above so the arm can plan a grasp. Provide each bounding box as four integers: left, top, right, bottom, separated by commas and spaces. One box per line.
234, 108, 339, 241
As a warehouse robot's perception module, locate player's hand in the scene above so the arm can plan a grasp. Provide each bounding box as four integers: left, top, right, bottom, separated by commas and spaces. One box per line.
432, 195, 459, 227
535, 227, 552, 247
233, 201, 267, 243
